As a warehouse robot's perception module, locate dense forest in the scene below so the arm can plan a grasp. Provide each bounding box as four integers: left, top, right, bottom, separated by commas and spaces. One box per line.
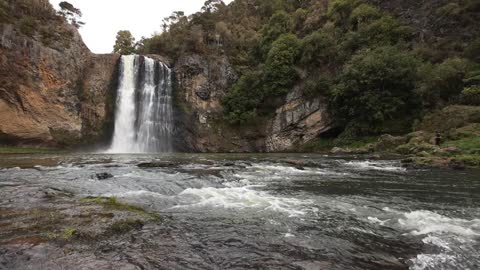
112, 0, 480, 145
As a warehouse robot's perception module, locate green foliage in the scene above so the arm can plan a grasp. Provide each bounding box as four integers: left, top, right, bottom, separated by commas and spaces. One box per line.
332, 46, 419, 127
300, 31, 335, 66
436, 3, 462, 18
461, 85, 480, 105
417, 58, 471, 107
61, 227, 77, 240
58, 1, 84, 28
222, 71, 264, 125
19, 16, 37, 36
356, 15, 414, 46
113, 30, 136, 55
350, 3, 381, 23
0, 0, 9, 22
259, 11, 292, 57
328, 0, 361, 30
109, 219, 144, 234
303, 76, 332, 98
263, 33, 300, 96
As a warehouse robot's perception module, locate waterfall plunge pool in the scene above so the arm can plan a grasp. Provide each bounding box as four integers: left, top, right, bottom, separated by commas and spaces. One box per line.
1, 153, 479, 270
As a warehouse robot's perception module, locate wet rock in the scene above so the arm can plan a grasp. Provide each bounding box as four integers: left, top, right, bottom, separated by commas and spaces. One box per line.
137, 162, 177, 168
331, 147, 348, 154
223, 162, 236, 167
449, 161, 466, 170
285, 160, 305, 167
43, 187, 74, 198
96, 173, 114, 180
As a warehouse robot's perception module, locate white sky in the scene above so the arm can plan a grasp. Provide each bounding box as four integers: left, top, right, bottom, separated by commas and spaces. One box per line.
49, 0, 233, 53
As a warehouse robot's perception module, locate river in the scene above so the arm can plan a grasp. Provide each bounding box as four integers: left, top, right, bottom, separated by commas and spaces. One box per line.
1, 153, 479, 270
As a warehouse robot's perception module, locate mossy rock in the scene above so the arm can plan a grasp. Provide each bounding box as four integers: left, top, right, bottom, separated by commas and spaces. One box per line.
395, 142, 438, 155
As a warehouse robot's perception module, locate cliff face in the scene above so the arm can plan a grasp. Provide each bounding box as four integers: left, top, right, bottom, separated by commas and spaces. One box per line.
0, 3, 120, 147
173, 54, 331, 152
266, 86, 331, 152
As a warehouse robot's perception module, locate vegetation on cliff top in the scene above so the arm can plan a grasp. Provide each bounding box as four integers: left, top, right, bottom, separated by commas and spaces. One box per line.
133, 0, 479, 136
0, 0, 84, 49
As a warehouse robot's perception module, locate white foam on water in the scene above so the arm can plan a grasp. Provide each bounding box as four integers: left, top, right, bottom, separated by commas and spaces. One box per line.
367, 216, 390, 226
398, 210, 480, 237
173, 186, 315, 217
375, 209, 480, 270
345, 161, 406, 172
251, 164, 339, 175
422, 235, 451, 250
409, 253, 458, 270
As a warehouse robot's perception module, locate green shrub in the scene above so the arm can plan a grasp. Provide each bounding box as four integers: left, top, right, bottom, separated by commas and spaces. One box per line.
40, 27, 55, 46
350, 3, 381, 24
109, 219, 144, 234
262, 33, 301, 96
19, 16, 37, 36
0, 0, 9, 22
460, 85, 480, 105
332, 46, 419, 127
303, 76, 332, 98
300, 31, 335, 66
259, 11, 292, 57
417, 58, 471, 107
436, 3, 462, 18
328, 0, 361, 30
222, 71, 264, 125
357, 15, 414, 46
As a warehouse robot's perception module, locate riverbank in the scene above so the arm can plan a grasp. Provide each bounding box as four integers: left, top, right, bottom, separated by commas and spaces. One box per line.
302, 106, 480, 169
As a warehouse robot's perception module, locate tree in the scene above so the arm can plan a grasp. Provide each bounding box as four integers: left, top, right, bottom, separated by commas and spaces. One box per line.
201, 0, 225, 13
300, 30, 335, 66
417, 58, 471, 107
332, 46, 419, 127
0, 0, 9, 22
58, 1, 84, 28
263, 33, 301, 95
222, 70, 264, 125
259, 11, 292, 57
113, 30, 136, 55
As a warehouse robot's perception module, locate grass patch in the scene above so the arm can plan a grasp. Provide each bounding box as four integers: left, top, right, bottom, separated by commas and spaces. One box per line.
300, 136, 379, 152
81, 197, 161, 221
109, 219, 144, 234
300, 138, 335, 152
444, 136, 480, 153
61, 227, 77, 240
451, 154, 480, 166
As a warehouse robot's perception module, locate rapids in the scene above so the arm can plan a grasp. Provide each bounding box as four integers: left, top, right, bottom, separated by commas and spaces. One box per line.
0, 153, 479, 269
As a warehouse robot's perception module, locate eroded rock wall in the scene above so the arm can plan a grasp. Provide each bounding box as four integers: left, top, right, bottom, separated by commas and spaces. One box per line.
172, 54, 331, 152
266, 85, 331, 152
0, 22, 120, 147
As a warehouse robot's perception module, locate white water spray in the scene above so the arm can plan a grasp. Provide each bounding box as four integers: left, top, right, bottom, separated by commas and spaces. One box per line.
108, 55, 173, 153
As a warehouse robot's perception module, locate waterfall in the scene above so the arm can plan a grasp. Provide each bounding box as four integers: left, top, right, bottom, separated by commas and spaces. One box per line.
108, 55, 173, 153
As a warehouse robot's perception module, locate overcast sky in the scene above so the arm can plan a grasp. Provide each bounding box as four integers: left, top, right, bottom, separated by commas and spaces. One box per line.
49, 0, 232, 53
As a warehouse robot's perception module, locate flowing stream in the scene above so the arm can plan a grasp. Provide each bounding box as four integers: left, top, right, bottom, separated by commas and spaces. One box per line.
108, 55, 173, 153
1, 153, 479, 269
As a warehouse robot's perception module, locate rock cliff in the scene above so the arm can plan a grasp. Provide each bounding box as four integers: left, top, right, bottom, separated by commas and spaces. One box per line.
266, 85, 331, 152
172, 54, 331, 152
0, 2, 119, 147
